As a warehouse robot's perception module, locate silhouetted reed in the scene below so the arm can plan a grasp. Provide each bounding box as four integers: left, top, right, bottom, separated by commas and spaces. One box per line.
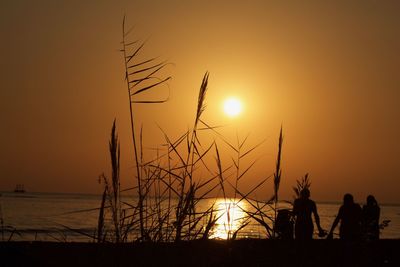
121, 15, 171, 240
273, 126, 283, 237
228, 130, 283, 239
93, 19, 290, 243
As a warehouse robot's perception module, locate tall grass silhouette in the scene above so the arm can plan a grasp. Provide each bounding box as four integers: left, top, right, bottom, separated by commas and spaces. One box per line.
95, 18, 288, 242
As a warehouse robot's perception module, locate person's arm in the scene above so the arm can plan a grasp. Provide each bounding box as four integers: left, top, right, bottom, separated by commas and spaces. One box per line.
377, 206, 380, 222
327, 207, 342, 239
312, 202, 324, 233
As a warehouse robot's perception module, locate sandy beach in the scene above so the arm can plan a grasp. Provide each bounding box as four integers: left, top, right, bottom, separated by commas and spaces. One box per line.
1, 239, 399, 267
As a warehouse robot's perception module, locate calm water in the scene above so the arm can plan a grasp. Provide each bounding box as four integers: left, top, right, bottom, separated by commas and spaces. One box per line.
1, 192, 399, 241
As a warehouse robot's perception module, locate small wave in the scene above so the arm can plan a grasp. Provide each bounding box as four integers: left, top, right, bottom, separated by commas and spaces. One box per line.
0, 193, 38, 198
2, 227, 96, 234
7, 195, 37, 199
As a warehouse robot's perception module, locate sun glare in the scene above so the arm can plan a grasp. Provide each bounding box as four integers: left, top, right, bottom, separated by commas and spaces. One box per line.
210, 199, 247, 239
223, 98, 242, 117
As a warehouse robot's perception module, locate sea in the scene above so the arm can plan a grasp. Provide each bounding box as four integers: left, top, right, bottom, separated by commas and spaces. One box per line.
1, 192, 399, 242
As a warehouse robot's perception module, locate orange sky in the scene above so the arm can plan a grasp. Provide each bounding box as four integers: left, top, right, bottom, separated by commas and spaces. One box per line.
1, 0, 399, 203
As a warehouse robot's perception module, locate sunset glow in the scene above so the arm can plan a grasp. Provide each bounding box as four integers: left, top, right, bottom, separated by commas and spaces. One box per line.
1, 0, 400, 204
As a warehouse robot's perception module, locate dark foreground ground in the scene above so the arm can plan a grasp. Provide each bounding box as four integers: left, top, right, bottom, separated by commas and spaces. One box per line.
1, 239, 399, 267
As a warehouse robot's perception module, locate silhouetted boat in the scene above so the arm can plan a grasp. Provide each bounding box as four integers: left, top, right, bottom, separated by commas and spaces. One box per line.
14, 184, 26, 193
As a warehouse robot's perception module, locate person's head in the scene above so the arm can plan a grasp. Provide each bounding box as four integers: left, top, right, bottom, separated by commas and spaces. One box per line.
367, 195, 377, 206
300, 188, 310, 199
343, 193, 354, 205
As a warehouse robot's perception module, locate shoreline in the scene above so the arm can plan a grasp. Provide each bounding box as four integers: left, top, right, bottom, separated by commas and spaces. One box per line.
1, 239, 399, 266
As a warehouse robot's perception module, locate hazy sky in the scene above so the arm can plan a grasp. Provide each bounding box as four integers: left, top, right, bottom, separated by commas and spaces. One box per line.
1, 0, 399, 203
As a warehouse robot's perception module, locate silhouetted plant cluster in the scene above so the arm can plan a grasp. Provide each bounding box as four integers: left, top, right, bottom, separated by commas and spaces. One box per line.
292, 173, 311, 200
96, 18, 288, 242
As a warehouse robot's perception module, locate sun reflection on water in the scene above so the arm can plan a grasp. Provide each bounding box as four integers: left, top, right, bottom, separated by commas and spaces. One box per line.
210, 198, 248, 239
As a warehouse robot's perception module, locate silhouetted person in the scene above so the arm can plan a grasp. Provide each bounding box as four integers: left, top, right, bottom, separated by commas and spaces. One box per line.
292, 188, 325, 240
327, 193, 362, 240
362, 195, 380, 240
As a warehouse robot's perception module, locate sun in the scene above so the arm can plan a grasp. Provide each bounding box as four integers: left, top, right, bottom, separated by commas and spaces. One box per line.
223, 98, 242, 117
